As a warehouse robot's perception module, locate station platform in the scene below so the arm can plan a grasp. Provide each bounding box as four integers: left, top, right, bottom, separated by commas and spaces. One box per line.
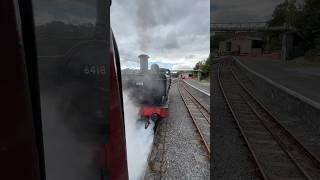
183, 79, 210, 96
236, 56, 320, 103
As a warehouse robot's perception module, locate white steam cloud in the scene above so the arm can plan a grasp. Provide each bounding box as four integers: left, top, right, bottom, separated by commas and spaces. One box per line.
123, 91, 154, 180
40, 90, 100, 180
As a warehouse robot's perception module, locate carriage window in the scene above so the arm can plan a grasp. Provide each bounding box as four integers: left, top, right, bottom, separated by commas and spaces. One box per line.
32, 0, 109, 179
111, 0, 210, 179
212, 0, 320, 179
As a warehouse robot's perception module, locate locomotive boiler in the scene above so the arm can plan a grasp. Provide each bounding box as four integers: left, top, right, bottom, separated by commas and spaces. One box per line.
122, 54, 171, 129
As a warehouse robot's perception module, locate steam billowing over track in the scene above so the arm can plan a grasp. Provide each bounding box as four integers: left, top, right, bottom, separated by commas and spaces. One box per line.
121, 54, 171, 179
122, 92, 154, 180
122, 54, 171, 129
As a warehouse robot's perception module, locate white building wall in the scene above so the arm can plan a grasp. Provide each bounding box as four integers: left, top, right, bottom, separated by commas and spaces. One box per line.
231, 39, 252, 54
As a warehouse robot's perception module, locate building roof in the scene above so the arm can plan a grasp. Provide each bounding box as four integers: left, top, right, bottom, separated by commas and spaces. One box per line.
171, 69, 203, 73
226, 36, 263, 42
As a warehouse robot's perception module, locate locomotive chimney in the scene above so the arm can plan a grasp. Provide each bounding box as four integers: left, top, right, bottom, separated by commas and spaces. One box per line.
138, 54, 149, 72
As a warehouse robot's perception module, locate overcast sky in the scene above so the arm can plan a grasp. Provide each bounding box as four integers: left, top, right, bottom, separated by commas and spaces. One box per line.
31, 0, 290, 70
111, 0, 210, 70
212, 0, 283, 23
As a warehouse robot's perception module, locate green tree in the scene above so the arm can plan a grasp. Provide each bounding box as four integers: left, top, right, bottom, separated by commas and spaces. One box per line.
193, 57, 212, 78
302, 0, 320, 42
268, 1, 287, 27
193, 61, 203, 70
267, 0, 304, 50
267, 0, 302, 28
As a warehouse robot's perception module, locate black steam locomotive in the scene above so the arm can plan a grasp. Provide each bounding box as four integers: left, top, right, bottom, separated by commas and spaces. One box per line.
122, 54, 171, 128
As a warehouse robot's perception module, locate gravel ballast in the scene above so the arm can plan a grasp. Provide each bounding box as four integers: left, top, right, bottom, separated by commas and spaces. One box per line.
144, 82, 210, 180
211, 62, 261, 180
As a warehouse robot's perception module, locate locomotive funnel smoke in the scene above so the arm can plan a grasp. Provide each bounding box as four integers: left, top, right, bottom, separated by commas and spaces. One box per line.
136, 0, 156, 52
123, 91, 154, 180
40, 86, 101, 180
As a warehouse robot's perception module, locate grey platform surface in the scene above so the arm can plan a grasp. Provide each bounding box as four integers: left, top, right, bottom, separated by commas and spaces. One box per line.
184, 79, 210, 95
237, 56, 320, 103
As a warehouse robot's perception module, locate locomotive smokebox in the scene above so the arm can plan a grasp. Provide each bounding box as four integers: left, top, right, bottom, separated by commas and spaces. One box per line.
138, 54, 149, 73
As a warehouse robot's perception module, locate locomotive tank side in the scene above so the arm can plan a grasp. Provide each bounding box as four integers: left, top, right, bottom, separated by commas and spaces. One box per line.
122, 55, 170, 106
121, 54, 170, 130
125, 68, 168, 106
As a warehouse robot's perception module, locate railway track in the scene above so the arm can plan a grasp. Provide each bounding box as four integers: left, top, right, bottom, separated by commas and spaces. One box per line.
182, 80, 210, 113
178, 80, 210, 155
218, 59, 320, 180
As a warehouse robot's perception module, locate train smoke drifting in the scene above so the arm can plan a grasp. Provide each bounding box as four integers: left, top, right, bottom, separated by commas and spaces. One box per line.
123, 91, 154, 180
136, 0, 156, 52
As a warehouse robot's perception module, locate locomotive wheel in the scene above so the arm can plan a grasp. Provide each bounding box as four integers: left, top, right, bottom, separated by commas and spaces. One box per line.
150, 113, 160, 123
150, 113, 160, 132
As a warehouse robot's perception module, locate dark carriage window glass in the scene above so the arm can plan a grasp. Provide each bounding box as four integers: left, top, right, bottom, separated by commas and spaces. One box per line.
212, 0, 320, 180
32, 0, 109, 179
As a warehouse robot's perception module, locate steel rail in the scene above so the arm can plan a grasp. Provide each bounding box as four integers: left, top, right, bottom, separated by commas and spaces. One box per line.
232, 67, 320, 166
217, 62, 269, 180
180, 83, 210, 124
231, 68, 320, 179
240, 95, 312, 180
177, 80, 210, 155
182, 81, 210, 111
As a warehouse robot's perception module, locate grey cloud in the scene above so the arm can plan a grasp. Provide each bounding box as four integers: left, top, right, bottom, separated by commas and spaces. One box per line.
111, 0, 210, 69
134, 0, 207, 51
153, 31, 180, 50
163, 39, 179, 49
136, 0, 157, 51
186, 55, 196, 59
213, 0, 282, 22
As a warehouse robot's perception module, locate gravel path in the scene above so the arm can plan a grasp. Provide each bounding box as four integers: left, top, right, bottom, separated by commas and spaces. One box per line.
144, 82, 210, 180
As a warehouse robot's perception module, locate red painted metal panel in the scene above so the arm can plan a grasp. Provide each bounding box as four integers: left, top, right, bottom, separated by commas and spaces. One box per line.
103, 37, 129, 180
140, 106, 168, 118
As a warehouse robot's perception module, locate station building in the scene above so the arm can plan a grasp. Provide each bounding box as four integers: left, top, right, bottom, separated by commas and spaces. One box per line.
173, 70, 203, 81
219, 36, 263, 56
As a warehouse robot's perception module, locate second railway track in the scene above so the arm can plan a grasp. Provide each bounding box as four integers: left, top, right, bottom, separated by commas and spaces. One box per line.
218, 59, 320, 180
178, 80, 210, 155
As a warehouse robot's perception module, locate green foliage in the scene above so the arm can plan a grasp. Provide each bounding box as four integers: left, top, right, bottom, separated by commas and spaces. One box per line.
268, 0, 303, 28
268, 0, 320, 49
267, 0, 320, 50
193, 57, 212, 77
193, 61, 203, 70
267, 0, 288, 27
302, 0, 320, 40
